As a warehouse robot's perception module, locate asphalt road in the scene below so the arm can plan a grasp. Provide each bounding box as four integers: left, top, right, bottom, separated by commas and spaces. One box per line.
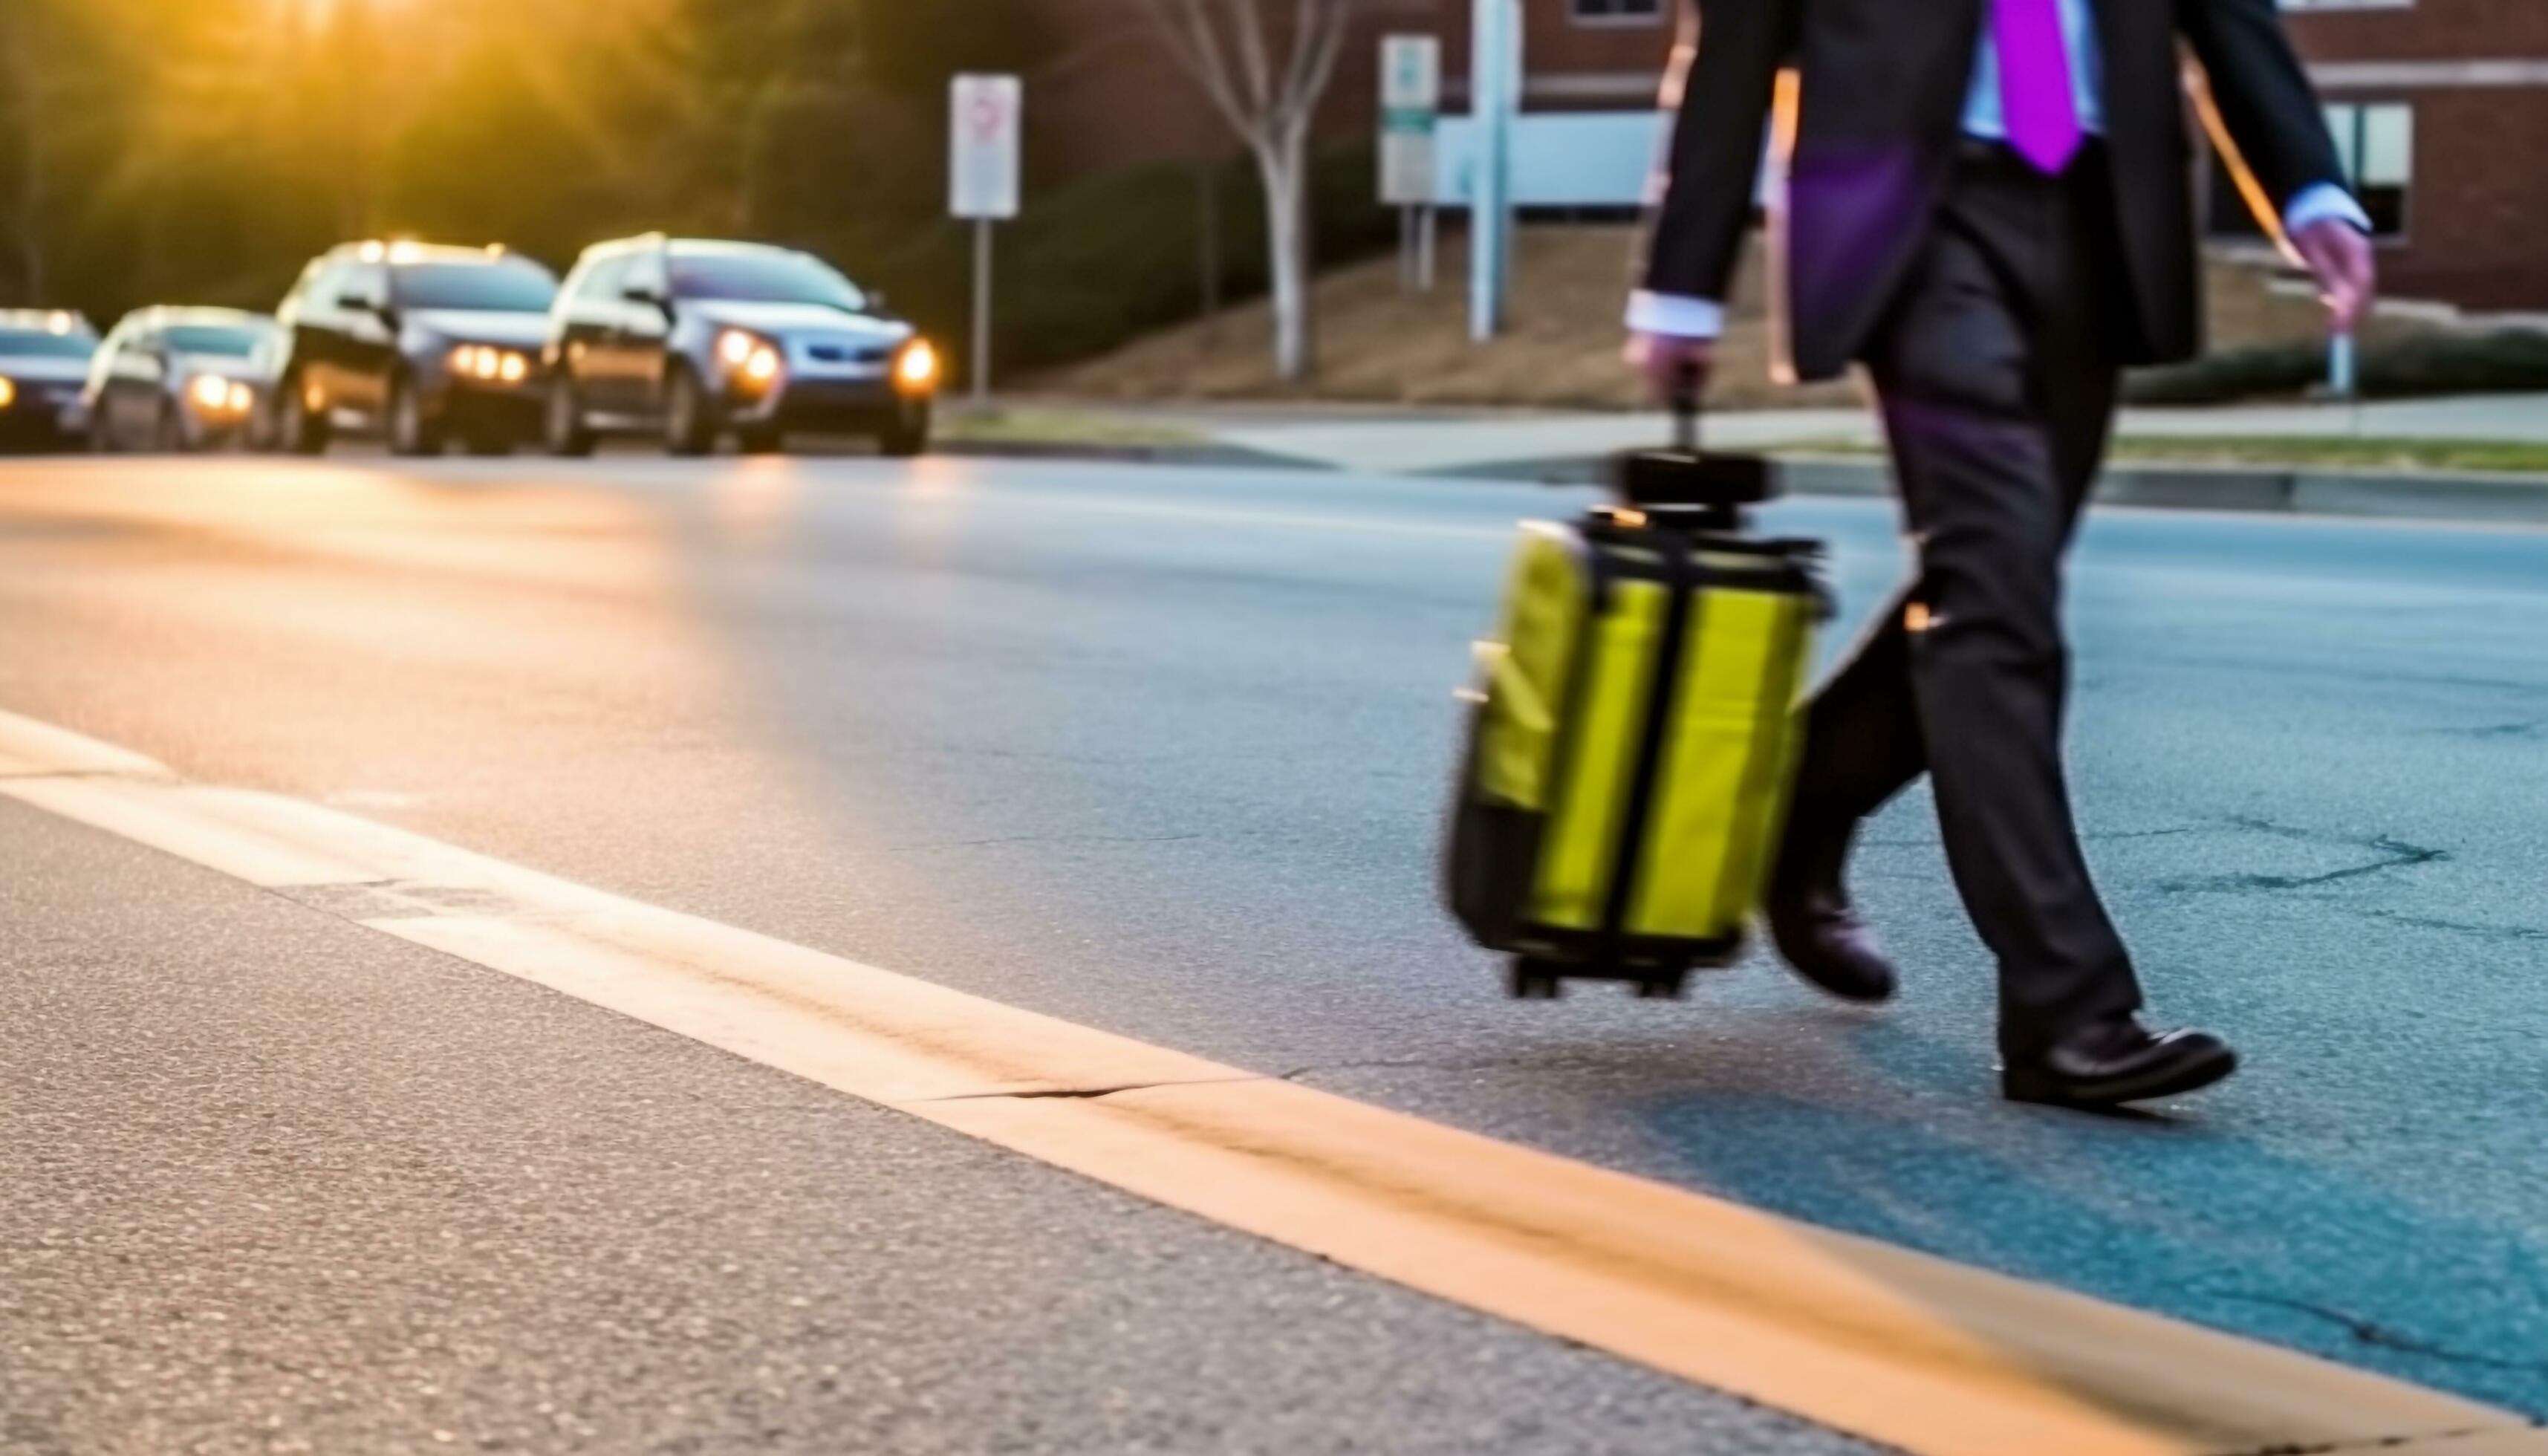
3, 451, 2544, 1451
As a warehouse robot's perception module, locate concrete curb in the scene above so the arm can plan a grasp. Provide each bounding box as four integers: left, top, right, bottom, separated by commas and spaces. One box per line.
937, 440, 1310, 471
943, 438, 2548, 527
1536, 454, 2548, 527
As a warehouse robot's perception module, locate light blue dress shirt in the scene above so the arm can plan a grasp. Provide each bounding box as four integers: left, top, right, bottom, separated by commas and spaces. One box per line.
1961, 0, 2107, 141
1628, 1, 2370, 339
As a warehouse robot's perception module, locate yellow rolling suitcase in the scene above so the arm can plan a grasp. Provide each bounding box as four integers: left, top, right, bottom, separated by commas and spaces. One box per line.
1444, 415, 1825, 998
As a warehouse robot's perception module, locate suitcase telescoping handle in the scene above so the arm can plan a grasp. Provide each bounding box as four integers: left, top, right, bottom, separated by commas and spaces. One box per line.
1607, 366, 1772, 517
1669, 363, 1702, 454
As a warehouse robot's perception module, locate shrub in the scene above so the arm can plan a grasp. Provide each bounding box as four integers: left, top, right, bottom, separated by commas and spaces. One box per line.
2126, 329, 2548, 405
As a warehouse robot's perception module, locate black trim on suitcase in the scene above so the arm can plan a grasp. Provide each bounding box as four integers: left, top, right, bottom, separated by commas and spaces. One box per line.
1713, 598, 1810, 925
1596, 530, 1703, 960
1531, 527, 1613, 924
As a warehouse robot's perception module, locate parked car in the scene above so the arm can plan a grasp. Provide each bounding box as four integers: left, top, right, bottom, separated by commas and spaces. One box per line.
0, 311, 100, 452
271, 241, 559, 457
83, 308, 280, 452
542, 235, 937, 458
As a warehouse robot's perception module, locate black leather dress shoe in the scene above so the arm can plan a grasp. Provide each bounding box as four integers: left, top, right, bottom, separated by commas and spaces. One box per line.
1765, 893, 1899, 1004
2003, 1018, 2238, 1108
1764, 820, 1898, 1004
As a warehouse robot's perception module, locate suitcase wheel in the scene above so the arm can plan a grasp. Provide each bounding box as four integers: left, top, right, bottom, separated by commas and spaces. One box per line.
1633, 970, 1691, 1001
1508, 958, 1566, 1000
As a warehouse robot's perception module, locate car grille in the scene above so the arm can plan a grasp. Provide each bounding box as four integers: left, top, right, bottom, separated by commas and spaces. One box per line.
801, 340, 891, 365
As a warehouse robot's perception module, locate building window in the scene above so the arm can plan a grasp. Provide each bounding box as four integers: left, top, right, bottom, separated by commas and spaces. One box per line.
2209, 101, 2411, 239
2326, 101, 2414, 236
1570, 0, 1665, 25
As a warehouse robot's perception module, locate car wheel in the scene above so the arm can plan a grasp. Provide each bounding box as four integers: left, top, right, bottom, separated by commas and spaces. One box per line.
877, 404, 930, 460
387, 375, 443, 458
663, 365, 718, 458
278, 377, 329, 456
735, 424, 785, 455
545, 379, 597, 458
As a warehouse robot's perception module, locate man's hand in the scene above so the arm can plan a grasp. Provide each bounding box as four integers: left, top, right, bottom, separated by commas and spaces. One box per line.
2292, 218, 2376, 334
1628, 331, 1716, 406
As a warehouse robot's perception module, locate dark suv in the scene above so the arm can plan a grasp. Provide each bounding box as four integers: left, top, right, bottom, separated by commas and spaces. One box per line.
542, 235, 936, 458
272, 242, 560, 456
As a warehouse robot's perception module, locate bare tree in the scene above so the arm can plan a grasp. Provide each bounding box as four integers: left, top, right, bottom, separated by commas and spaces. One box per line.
1140, 0, 1362, 382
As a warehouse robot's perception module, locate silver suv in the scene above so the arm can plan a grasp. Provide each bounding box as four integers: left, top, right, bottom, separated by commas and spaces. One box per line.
0, 311, 100, 452
542, 235, 937, 458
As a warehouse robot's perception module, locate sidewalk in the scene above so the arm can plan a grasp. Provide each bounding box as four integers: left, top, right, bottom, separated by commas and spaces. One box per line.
1154, 393, 2548, 477
953, 394, 2548, 526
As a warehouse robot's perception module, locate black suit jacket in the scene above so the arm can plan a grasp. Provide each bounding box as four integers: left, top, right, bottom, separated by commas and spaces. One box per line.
1645, 0, 2345, 378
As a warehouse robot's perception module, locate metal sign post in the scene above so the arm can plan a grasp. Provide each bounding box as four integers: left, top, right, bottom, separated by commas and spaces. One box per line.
949, 74, 1023, 405
1469, 0, 1521, 340
1380, 36, 1442, 296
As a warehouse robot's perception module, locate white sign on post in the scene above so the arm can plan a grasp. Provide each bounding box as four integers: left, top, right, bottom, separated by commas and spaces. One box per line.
949, 74, 1021, 403
949, 74, 1022, 221
1379, 36, 1440, 207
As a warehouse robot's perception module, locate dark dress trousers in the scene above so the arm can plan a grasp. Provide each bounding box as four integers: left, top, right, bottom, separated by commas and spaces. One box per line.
1643, 0, 2345, 1056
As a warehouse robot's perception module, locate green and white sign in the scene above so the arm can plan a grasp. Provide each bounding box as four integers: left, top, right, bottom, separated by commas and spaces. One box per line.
1379, 36, 1440, 207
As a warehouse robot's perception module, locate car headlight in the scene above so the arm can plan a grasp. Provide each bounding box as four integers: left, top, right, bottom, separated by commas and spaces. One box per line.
715, 329, 784, 388
894, 339, 939, 394
0, 377, 14, 409
188, 374, 247, 414
449, 345, 531, 383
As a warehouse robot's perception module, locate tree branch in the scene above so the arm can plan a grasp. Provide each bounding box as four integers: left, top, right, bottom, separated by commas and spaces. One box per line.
1140, 0, 1264, 140
1293, 0, 1357, 121
1226, 0, 1277, 116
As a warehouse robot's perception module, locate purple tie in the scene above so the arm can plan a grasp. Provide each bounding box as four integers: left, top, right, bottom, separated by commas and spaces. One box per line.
1995, 0, 2084, 174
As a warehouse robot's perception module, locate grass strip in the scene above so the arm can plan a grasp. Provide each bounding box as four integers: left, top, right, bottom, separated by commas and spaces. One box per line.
1773, 435, 2548, 475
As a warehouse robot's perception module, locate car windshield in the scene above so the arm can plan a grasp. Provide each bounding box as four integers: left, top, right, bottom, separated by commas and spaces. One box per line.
163, 325, 267, 357
0, 329, 97, 359
392, 263, 558, 313
669, 251, 866, 311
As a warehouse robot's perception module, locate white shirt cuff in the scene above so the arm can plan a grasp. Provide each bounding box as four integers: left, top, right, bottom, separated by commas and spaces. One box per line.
2284, 183, 2371, 238
1625, 290, 1726, 340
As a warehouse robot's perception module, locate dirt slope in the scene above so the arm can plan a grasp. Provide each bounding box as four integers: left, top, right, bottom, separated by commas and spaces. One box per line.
1036, 224, 2366, 411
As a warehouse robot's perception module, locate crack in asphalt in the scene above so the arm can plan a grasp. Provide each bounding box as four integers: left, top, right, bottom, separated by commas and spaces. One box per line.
1863, 823, 2246, 851
2201, 1289, 2548, 1377
2447, 718, 2548, 741
2341, 906, 2548, 945
2220, 1425, 2547, 1456
2159, 825, 2448, 897
915, 1074, 1267, 1104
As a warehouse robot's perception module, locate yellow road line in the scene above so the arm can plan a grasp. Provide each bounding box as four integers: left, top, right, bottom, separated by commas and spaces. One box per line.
0, 708, 2536, 1456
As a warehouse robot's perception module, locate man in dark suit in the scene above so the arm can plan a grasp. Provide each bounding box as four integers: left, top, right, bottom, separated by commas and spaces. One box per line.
1629, 0, 2376, 1107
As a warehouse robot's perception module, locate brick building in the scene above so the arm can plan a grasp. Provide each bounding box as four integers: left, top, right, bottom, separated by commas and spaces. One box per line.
1022, 0, 2548, 312
1018, 0, 1439, 178
2273, 0, 2548, 312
